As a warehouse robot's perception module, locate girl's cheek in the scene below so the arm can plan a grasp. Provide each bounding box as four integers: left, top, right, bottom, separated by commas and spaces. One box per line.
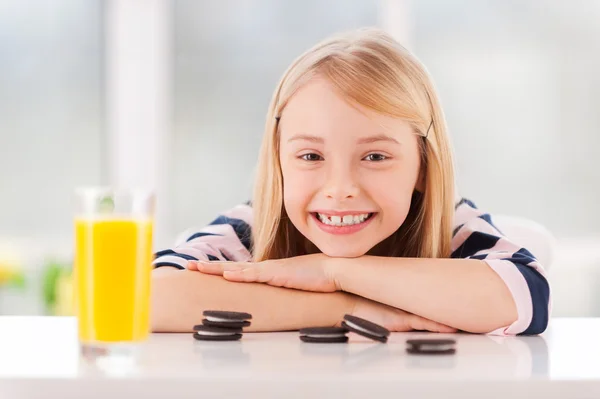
285, 168, 323, 188
283, 171, 319, 201
361, 174, 411, 204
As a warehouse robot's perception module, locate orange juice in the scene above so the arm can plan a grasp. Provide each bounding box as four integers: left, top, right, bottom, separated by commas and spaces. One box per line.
74, 218, 153, 343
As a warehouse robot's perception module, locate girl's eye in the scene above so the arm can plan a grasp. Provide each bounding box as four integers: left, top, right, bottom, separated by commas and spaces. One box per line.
300, 153, 323, 162
363, 153, 388, 162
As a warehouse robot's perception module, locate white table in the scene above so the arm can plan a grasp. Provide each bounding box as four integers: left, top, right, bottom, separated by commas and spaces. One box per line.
0, 317, 599, 398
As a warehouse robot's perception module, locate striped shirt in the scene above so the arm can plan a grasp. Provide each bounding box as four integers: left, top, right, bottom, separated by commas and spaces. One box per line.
153, 198, 550, 336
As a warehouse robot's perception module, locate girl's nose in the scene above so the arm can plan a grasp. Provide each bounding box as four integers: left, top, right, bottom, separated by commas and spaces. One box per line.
322, 165, 360, 201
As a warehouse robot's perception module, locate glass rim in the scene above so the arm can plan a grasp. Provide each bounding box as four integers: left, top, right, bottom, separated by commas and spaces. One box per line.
75, 186, 155, 198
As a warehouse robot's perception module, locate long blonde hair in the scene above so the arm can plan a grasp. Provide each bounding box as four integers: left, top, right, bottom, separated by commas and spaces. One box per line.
252, 28, 455, 261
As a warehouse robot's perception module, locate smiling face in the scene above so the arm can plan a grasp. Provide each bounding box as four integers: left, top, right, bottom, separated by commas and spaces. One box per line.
278, 77, 423, 257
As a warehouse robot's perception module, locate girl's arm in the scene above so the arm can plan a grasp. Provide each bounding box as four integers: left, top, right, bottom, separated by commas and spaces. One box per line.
151, 267, 352, 332
152, 267, 456, 333
333, 256, 516, 334
334, 199, 550, 335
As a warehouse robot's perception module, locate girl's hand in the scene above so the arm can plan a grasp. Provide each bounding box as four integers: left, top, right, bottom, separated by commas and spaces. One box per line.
187, 254, 340, 293
350, 294, 458, 333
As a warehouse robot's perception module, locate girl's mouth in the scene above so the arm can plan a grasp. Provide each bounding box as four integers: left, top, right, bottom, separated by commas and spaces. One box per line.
310, 212, 376, 235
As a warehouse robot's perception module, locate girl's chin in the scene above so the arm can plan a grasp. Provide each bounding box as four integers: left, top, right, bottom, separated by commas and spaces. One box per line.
314, 245, 369, 258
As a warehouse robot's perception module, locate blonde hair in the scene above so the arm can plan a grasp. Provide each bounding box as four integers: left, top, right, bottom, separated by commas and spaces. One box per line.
252, 28, 455, 261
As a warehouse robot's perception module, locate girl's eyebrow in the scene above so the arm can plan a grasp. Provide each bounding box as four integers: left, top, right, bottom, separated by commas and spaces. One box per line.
356, 134, 401, 145
287, 134, 324, 144
287, 133, 400, 145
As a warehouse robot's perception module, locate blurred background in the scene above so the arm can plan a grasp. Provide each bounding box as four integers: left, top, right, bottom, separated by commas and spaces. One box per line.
0, 0, 598, 317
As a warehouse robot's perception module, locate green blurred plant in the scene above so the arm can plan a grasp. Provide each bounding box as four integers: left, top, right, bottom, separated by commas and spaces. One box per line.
41, 259, 72, 314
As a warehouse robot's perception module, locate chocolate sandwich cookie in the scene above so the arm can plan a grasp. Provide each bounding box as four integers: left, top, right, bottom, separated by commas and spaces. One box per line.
202, 310, 252, 329
193, 324, 243, 341
406, 339, 456, 355
342, 314, 390, 343
299, 327, 349, 343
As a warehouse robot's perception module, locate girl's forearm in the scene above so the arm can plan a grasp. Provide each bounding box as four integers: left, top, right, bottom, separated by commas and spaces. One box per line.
333, 256, 517, 333
151, 268, 354, 332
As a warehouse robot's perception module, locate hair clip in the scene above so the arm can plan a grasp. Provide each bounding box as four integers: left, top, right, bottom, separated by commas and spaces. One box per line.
425, 119, 434, 138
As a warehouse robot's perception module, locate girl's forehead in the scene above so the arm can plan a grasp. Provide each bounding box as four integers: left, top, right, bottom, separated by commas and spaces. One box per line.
283, 78, 371, 121
280, 79, 414, 141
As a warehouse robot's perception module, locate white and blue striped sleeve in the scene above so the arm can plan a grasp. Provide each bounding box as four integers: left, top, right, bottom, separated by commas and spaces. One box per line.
451, 198, 551, 335
153, 202, 253, 269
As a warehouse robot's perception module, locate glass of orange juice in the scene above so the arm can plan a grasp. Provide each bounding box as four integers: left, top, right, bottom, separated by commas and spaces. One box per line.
74, 187, 154, 358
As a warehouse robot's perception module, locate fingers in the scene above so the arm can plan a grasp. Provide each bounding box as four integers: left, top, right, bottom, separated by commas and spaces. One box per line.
409, 314, 458, 333
223, 268, 262, 282
187, 260, 267, 284
187, 261, 247, 276
187, 261, 199, 271
436, 324, 458, 333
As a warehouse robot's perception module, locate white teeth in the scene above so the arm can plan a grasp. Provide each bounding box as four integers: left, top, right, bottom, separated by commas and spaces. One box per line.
316, 213, 371, 227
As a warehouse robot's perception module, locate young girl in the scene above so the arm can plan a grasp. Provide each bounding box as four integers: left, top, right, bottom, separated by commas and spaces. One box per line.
152, 28, 550, 335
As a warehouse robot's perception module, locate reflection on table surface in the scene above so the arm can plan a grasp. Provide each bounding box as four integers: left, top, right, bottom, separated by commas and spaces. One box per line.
0, 317, 598, 381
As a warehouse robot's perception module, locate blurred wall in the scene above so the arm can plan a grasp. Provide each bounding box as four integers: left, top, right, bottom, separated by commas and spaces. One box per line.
0, 0, 104, 246
412, 0, 600, 238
